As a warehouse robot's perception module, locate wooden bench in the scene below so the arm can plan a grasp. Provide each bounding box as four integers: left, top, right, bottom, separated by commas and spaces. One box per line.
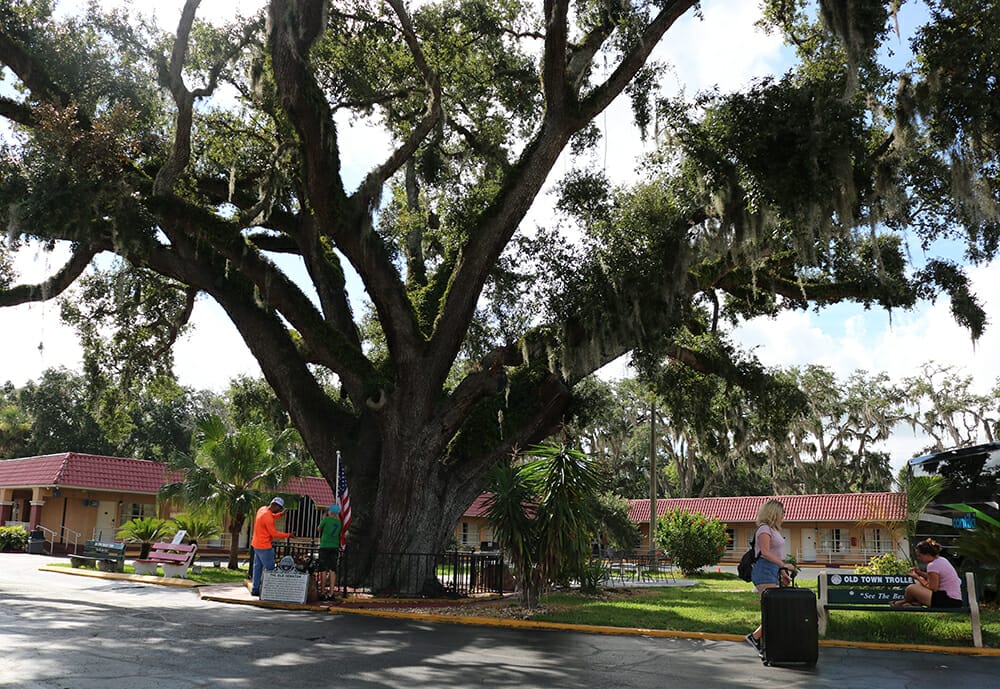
132, 542, 198, 578
69, 541, 126, 573
817, 570, 982, 648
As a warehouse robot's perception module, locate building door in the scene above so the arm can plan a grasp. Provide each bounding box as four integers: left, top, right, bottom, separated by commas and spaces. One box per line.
94, 501, 119, 542
800, 528, 817, 562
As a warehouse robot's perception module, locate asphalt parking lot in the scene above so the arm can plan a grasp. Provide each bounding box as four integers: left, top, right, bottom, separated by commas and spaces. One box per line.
1, 553, 997, 689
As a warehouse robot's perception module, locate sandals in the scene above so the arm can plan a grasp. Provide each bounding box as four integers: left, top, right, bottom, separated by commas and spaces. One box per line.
890, 600, 922, 608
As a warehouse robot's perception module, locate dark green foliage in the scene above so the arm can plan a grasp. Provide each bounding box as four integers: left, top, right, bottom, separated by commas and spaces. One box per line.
593, 492, 641, 553
16, 368, 117, 456
115, 517, 175, 559
0, 525, 28, 551
655, 508, 728, 576
484, 444, 605, 607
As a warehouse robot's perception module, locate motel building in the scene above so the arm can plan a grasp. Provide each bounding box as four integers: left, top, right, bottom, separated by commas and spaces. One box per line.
0, 452, 334, 555
3, 452, 908, 566
457, 492, 908, 566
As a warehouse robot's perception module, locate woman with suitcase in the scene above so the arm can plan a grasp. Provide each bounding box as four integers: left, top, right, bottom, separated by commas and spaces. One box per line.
745, 499, 794, 654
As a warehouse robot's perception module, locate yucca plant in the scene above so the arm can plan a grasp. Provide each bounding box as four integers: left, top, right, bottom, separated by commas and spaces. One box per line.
116, 517, 175, 558
484, 444, 604, 607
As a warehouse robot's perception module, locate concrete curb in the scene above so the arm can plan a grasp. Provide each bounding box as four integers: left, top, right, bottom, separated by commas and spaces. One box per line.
315, 605, 1000, 657
39, 564, 200, 588
41, 566, 998, 656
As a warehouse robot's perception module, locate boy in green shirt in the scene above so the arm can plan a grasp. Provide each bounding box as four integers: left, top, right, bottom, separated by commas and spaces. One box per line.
316, 504, 342, 600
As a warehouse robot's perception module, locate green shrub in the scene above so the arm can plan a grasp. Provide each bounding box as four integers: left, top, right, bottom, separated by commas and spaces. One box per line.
856, 552, 911, 575
656, 509, 728, 576
0, 525, 29, 551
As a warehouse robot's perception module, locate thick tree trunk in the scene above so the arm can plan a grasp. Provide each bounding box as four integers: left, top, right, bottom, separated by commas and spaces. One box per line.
302, 376, 571, 595
228, 516, 244, 570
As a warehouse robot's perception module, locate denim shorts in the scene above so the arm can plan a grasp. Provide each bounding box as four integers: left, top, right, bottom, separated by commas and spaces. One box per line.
751, 558, 780, 585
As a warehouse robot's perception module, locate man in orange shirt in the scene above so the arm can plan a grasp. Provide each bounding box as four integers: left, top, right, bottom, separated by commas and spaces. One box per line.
250, 496, 292, 596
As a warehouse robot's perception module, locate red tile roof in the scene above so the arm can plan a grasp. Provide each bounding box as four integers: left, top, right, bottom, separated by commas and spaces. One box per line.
464, 493, 493, 518
0, 453, 335, 506
627, 493, 906, 524
281, 476, 335, 507
0, 453, 170, 494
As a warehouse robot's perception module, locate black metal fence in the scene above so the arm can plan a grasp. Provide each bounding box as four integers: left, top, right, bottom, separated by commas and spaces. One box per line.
593, 553, 675, 585
252, 542, 507, 598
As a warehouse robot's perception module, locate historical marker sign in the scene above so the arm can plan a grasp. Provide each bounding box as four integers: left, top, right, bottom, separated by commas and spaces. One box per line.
261, 556, 309, 604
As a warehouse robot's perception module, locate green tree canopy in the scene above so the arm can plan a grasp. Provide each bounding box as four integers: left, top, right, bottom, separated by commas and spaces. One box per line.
2, 1, 998, 588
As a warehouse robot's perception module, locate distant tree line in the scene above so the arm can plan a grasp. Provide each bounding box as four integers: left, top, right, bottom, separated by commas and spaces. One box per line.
4, 361, 995, 500
0, 368, 312, 471
566, 362, 1000, 498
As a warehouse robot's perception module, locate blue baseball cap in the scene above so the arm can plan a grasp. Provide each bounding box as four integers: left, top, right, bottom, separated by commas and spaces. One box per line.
271, 497, 285, 508
329, 504, 341, 513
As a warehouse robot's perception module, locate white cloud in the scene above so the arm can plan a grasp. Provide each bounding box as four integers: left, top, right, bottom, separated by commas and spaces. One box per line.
661, 1, 789, 95
173, 299, 262, 391
0, 302, 81, 385
735, 262, 1000, 388
731, 261, 1000, 473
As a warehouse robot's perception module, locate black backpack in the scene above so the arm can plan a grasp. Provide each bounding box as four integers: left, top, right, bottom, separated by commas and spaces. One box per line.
737, 536, 758, 582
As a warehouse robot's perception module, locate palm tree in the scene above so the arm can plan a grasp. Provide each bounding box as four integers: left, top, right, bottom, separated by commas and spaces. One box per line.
898, 470, 947, 561
484, 444, 604, 607
159, 415, 303, 569
116, 517, 175, 558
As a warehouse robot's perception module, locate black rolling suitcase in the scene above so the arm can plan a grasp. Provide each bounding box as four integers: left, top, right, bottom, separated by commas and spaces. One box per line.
760, 586, 818, 667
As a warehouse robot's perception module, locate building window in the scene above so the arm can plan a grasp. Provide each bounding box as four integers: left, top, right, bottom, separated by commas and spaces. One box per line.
725, 529, 735, 550
864, 527, 884, 553
820, 528, 842, 553
128, 503, 156, 521
461, 522, 470, 545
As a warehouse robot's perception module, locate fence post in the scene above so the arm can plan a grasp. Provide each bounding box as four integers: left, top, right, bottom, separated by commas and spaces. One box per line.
339, 549, 347, 598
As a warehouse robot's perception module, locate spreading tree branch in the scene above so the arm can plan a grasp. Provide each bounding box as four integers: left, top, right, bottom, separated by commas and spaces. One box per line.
0, 245, 100, 306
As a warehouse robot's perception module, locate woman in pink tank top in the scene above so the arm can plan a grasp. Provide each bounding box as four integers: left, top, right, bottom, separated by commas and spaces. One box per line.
892, 538, 963, 608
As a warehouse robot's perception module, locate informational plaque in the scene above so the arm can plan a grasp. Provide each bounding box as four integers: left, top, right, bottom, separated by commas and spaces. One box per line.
261, 556, 309, 604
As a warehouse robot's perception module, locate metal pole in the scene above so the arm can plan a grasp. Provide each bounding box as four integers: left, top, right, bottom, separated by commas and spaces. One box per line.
649, 399, 657, 556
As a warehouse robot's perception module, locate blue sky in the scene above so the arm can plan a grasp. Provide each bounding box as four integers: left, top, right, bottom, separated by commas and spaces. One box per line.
4, 1, 998, 472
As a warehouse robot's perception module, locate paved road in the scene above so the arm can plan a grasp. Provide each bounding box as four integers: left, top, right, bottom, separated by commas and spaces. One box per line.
0, 553, 996, 689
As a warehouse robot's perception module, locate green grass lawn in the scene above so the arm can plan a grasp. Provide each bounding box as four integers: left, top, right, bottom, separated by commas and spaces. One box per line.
527, 573, 999, 648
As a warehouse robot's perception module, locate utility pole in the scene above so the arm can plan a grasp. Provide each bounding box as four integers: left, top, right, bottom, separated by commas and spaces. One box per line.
649, 399, 657, 556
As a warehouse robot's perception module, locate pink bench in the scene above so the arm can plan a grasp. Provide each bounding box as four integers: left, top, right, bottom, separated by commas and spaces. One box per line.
132, 542, 198, 578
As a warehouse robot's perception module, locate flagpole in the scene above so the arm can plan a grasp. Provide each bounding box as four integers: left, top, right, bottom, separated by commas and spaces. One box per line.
335, 450, 341, 501
335, 450, 345, 553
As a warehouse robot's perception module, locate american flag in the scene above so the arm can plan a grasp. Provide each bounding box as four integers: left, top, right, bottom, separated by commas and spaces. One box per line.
337, 463, 352, 548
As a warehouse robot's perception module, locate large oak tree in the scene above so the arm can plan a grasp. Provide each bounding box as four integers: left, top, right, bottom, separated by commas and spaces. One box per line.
1, 0, 997, 587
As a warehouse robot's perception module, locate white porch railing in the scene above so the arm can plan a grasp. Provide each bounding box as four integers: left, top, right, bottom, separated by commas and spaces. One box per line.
61, 526, 80, 553
809, 547, 898, 564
